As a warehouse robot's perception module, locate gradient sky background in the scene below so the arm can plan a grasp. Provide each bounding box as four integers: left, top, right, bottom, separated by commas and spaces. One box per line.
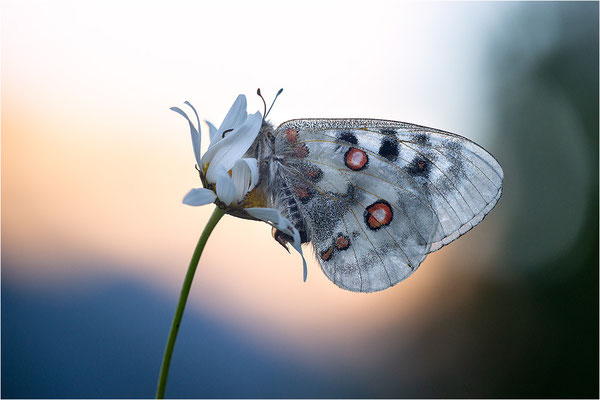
2, 1, 598, 398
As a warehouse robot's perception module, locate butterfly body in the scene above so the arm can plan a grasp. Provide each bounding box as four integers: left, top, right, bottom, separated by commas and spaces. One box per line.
248, 118, 503, 293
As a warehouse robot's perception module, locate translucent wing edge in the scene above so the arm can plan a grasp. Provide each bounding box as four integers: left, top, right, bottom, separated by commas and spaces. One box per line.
278, 118, 455, 136
429, 183, 503, 253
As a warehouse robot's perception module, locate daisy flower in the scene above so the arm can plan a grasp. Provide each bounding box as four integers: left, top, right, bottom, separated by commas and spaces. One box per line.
171, 95, 307, 280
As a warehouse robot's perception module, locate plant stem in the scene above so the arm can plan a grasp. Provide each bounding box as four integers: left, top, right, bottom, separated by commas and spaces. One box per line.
156, 206, 225, 399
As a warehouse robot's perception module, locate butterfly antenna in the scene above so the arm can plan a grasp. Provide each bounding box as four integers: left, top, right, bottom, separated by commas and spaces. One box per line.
257, 88, 267, 118
265, 88, 284, 118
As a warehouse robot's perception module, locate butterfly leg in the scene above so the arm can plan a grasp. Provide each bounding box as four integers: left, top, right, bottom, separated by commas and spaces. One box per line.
272, 227, 292, 253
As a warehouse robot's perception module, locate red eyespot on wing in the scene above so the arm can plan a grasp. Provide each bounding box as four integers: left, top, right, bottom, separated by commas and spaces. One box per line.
304, 166, 323, 182
335, 235, 350, 250
294, 185, 312, 203
295, 186, 309, 199
364, 200, 393, 230
320, 246, 334, 261
345, 148, 368, 171
285, 129, 298, 143
293, 144, 309, 158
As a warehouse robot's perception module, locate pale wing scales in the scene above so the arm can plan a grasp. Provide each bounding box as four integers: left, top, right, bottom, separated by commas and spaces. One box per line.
293, 130, 459, 245
293, 150, 434, 291
274, 118, 503, 292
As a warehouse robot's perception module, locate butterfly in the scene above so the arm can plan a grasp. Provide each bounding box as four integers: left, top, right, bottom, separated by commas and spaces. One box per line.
243, 93, 503, 293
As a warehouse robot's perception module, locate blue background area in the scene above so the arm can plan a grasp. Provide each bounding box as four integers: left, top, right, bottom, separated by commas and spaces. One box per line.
2, 276, 368, 398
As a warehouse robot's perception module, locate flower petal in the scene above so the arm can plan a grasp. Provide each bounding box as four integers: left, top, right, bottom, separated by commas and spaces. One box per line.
219, 94, 247, 133
205, 120, 219, 143
215, 168, 235, 206
170, 106, 202, 167
246, 207, 308, 282
182, 188, 217, 206
184, 101, 201, 133
204, 111, 262, 182
231, 158, 259, 203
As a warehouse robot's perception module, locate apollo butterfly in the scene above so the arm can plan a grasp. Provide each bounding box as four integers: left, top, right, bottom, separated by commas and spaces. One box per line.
249, 100, 503, 292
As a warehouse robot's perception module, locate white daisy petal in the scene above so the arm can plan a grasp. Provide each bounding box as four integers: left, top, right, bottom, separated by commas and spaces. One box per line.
246, 207, 308, 282
202, 139, 225, 172
231, 158, 259, 203
204, 112, 262, 182
182, 188, 217, 206
205, 120, 219, 143
184, 101, 201, 133
171, 106, 202, 167
243, 157, 259, 191
215, 168, 235, 206
219, 94, 247, 132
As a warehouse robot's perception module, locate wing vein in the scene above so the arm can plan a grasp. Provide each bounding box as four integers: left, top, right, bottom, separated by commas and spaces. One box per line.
340, 213, 363, 292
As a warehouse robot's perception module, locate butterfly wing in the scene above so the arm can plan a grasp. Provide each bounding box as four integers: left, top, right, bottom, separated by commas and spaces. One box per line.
272, 118, 503, 292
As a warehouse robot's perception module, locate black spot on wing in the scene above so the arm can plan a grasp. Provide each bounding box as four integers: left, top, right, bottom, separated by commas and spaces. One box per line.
406, 156, 431, 177
414, 133, 430, 145
338, 131, 358, 145
380, 129, 397, 136
443, 139, 462, 154
378, 138, 399, 162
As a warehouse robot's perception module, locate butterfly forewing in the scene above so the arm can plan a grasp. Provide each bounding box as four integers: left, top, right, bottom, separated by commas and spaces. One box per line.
272, 118, 503, 292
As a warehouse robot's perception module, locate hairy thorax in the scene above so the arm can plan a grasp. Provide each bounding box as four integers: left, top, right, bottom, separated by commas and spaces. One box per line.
249, 121, 310, 245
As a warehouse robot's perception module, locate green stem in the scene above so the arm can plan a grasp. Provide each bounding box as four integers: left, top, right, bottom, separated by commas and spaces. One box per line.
156, 206, 225, 399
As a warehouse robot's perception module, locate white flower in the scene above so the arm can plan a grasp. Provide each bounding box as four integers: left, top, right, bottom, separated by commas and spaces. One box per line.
171, 95, 308, 281
172, 95, 261, 207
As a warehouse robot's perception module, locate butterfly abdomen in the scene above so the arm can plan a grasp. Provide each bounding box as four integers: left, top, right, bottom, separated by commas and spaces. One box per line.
274, 179, 309, 243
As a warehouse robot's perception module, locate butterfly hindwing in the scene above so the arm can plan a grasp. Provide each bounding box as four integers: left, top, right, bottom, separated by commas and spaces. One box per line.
272, 118, 503, 292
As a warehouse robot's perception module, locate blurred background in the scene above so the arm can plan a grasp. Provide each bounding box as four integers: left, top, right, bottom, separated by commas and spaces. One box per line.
2, 1, 598, 398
